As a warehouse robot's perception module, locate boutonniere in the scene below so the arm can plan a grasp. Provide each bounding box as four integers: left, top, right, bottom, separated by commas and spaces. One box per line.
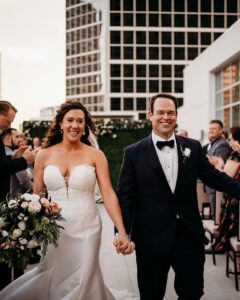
180, 145, 191, 164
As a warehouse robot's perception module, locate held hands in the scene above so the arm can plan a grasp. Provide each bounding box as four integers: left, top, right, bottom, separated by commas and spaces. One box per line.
113, 233, 135, 255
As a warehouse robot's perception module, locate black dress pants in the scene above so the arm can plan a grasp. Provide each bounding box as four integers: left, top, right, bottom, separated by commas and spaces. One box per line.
0, 262, 12, 290
136, 220, 205, 300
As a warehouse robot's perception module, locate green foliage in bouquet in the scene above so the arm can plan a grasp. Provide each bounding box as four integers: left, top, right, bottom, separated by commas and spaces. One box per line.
0, 193, 64, 267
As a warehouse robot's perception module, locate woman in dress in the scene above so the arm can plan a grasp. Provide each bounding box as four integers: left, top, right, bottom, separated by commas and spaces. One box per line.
208, 127, 240, 265
0, 101, 135, 300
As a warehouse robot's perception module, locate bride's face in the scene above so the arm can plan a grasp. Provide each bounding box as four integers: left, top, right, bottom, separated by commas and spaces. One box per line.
60, 109, 85, 143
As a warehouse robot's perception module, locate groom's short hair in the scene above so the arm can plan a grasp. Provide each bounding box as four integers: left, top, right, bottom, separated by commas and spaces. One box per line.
149, 93, 178, 113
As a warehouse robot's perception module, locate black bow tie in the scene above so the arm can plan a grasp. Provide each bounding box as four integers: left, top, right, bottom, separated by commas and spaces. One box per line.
156, 140, 174, 150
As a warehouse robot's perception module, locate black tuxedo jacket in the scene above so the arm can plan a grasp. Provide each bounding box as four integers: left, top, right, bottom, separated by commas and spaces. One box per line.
0, 136, 27, 202
117, 135, 240, 254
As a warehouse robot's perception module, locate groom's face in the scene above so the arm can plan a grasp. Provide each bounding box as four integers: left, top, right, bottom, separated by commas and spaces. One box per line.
148, 97, 177, 139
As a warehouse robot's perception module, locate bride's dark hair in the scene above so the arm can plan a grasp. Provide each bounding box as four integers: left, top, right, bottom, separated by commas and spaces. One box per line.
43, 100, 95, 148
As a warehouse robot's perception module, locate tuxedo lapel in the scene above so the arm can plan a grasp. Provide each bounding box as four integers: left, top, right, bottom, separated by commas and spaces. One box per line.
144, 136, 173, 195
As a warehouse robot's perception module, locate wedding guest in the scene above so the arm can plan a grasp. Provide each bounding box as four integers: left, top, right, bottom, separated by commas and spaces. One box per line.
32, 136, 42, 153
0, 100, 36, 290
176, 129, 188, 138
205, 120, 231, 219
117, 93, 240, 300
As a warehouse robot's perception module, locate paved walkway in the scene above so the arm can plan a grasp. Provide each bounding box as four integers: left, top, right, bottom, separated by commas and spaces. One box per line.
98, 204, 240, 300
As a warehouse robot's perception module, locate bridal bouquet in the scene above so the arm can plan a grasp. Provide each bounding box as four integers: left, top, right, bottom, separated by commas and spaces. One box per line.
0, 193, 64, 267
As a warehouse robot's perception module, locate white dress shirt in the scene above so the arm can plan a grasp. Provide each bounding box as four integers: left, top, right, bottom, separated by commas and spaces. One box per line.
152, 132, 178, 193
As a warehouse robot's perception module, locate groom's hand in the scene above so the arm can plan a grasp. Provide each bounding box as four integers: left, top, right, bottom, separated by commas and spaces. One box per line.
113, 235, 135, 255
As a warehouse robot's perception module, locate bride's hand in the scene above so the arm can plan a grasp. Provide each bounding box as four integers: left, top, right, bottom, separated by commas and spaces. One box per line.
113, 234, 135, 255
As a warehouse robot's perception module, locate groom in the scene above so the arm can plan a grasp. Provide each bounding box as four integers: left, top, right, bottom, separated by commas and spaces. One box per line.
117, 93, 240, 300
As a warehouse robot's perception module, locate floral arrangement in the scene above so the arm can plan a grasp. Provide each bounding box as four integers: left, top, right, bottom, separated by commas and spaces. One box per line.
0, 193, 64, 267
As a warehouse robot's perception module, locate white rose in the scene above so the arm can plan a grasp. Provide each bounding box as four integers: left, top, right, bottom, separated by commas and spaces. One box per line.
184, 148, 191, 157
21, 193, 32, 201
0, 217, 6, 229
21, 201, 29, 209
28, 200, 41, 213
12, 229, 22, 239
27, 239, 39, 248
19, 238, 28, 245
18, 221, 26, 231
17, 213, 25, 220
8, 200, 18, 208
1, 230, 8, 237
29, 194, 40, 202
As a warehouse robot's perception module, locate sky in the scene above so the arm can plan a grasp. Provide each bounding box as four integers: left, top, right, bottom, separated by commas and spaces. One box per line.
0, 0, 65, 129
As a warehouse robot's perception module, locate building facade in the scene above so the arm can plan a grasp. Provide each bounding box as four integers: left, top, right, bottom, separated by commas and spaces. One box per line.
66, 0, 240, 119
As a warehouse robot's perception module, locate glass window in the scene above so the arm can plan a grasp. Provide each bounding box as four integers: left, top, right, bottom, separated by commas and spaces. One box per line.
136, 31, 146, 44
111, 98, 121, 110
201, 0, 211, 12
149, 32, 159, 44
149, 65, 159, 77
124, 80, 133, 92
137, 65, 146, 77
162, 32, 171, 44
232, 85, 240, 103
214, 32, 222, 41
162, 47, 172, 59
111, 47, 121, 59
123, 0, 133, 11
223, 66, 231, 89
175, 65, 184, 77
162, 65, 172, 77
124, 14, 133, 26
227, 15, 238, 27
178, 97, 184, 107
149, 80, 159, 92
136, 14, 146, 26
188, 48, 198, 60
124, 47, 133, 59
137, 98, 147, 110
175, 80, 183, 93
175, 47, 185, 60
227, 0, 237, 12
174, 0, 185, 12
137, 80, 146, 92
187, 0, 198, 12
124, 98, 134, 110
188, 32, 198, 45
124, 31, 133, 44
201, 15, 211, 27
161, 14, 171, 26
124, 64, 133, 77
111, 64, 121, 77
161, 1, 171, 11
149, 0, 159, 11
136, 1, 146, 11
223, 107, 230, 130
136, 47, 146, 59
149, 47, 159, 60
111, 80, 121, 92
149, 14, 159, 26
174, 32, 185, 45
110, 31, 121, 44
139, 113, 147, 120
214, 15, 224, 28
201, 32, 211, 45
223, 89, 230, 106
162, 80, 172, 92
174, 14, 185, 27
110, 0, 120, 11
110, 13, 120, 26
187, 15, 198, 27
231, 61, 240, 84
232, 104, 240, 126
214, 0, 224, 12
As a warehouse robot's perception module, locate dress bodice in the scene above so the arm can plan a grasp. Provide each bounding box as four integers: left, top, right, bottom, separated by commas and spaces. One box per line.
44, 164, 96, 202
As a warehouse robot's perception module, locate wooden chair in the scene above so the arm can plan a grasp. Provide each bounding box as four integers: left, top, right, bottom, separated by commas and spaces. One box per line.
203, 191, 223, 265
226, 201, 240, 290
197, 180, 210, 219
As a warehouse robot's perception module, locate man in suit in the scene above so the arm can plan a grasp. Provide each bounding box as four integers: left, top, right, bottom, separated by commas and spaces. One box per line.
204, 120, 231, 219
0, 100, 35, 289
117, 93, 240, 300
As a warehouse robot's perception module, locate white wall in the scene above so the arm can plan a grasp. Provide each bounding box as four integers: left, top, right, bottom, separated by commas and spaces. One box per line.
178, 19, 240, 143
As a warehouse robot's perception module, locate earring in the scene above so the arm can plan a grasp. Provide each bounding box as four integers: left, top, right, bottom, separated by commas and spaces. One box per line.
60, 127, 63, 134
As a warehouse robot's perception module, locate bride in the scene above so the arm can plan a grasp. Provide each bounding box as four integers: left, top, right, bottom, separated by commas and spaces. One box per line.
0, 101, 135, 300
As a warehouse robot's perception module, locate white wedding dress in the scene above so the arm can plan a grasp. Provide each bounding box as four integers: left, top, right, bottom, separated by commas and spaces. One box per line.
0, 164, 116, 300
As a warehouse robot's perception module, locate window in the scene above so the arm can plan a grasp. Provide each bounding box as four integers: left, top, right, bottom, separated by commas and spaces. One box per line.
161, 14, 171, 26
111, 64, 121, 77
124, 64, 133, 77
188, 32, 198, 45
149, 32, 159, 44
175, 65, 185, 77
162, 32, 171, 44
188, 48, 198, 60
149, 47, 159, 60
124, 80, 133, 92
175, 47, 185, 60
137, 80, 146, 92
227, 0, 237, 12
174, 14, 185, 27
137, 47, 146, 59
201, 0, 211, 12
124, 14, 133, 26
174, 0, 185, 12
110, 31, 121, 44
149, 0, 159, 11
124, 31, 133, 44
149, 80, 159, 92
110, 0, 120, 11
136, 14, 146, 26
187, 0, 198, 12
124, 98, 134, 110
227, 15, 237, 27
201, 15, 211, 27
124, 47, 133, 59
149, 14, 159, 26
174, 32, 185, 45
214, 32, 222, 41
162, 65, 172, 77
111, 47, 121, 59
214, 15, 224, 28
136, 31, 146, 44
137, 98, 146, 110
214, 0, 224, 12
178, 97, 184, 107
136, 1, 146, 11
123, 0, 133, 11
149, 65, 159, 77
162, 47, 172, 59
111, 98, 121, 110
110, 13, 120, 26
139, 113, 147, 120
201, 32, 211, 45
111, 80, 121, 92
136, 65, 146, 77
162, 80, 172, 92
161, 1, 171, 11
187, 15, 198, 27
175, 80, 183, 93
